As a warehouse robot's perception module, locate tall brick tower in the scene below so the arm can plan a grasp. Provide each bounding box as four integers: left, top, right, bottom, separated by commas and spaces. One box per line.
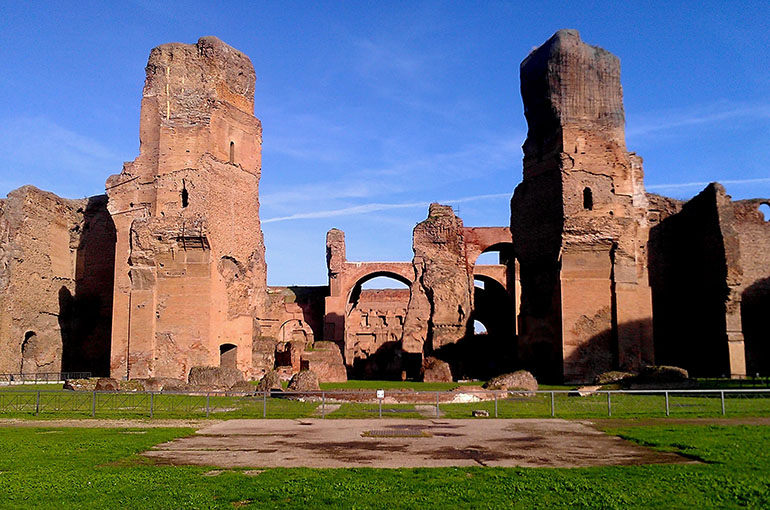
106, 37, 267, 380
511, 30, 654, 382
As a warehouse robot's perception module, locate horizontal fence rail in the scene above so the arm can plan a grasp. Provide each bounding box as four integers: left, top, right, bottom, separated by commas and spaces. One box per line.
0, 372, 91, 384
0, 388, 769, 419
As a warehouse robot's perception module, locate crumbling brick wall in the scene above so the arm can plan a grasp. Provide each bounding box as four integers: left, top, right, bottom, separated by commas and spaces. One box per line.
0, 186, 114, 376
648, 184, 744, 377
512, 30, 654, 383
106, 37, 267, 381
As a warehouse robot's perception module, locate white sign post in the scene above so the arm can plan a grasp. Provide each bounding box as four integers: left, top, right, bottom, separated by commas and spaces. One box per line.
377, 389, 384, 418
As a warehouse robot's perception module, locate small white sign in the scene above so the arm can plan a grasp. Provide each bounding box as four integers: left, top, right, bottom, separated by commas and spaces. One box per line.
376, 389, 385, 399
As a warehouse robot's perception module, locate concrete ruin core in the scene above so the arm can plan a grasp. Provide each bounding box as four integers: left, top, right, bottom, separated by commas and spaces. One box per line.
0, 31, 768, 384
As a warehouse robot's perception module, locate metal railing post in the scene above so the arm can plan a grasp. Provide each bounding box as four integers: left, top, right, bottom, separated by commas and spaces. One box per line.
494, 391, 498, 418
35, 391, 40, 416
150, 392, 154, 419
91, 391, 96, 418
550, 391, 555, 417
607, 391, 612, 417
435, 391, 440, 418
665, 391, 670, 417
262, 390, 267, 418
206, 393, 210, 418
721, 391, 726, 416
322, 392, 326, 419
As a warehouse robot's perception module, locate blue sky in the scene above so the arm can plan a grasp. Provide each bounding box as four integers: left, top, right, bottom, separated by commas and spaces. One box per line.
1, 1, 768, 285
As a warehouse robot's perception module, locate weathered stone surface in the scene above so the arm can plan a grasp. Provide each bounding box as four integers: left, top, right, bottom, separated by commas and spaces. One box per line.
106, 36, 267, 382
188, 366, 244, 389
512, 29, 654, 383
229, 380, 255, 393
94, 377, 120, 391
322, 210, 512, 381
63, 378, 97, 391
287, 370, 320, 392
2, 31, 768, 390
0, 187, 114, 377
421, 357, 453, 383
484, 371, 538, 392
139, 377, 187, 392
405, 204, 473, 353
301, 341, 347, 382
594, 371, 636, 385
638, 365, 689, 383
256, 370, 283, 392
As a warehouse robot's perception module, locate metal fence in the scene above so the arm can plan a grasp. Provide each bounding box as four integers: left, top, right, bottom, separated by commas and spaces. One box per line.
1, 388, 769, 419
0, 372, 91, 384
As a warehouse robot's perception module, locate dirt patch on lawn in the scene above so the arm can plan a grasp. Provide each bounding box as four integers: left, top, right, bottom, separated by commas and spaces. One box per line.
142, 418, 699, 469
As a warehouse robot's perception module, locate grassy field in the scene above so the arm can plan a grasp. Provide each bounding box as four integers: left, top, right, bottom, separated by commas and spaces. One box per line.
0, 424, 769, 508
1, 388, 769, 420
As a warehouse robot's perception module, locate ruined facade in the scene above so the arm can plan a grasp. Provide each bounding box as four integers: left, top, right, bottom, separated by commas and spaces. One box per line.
511, 29, 654, 381
0, 32, 767, 384
105, 37, 268, 381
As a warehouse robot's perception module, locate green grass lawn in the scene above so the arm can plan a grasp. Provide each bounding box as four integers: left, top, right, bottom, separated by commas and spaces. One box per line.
2, 389, 769, 420
1, 424, 769, 508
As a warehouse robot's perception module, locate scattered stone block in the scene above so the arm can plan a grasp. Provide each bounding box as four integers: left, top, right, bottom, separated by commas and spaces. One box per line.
422, 357, 453, 382
188, 366, 244, 390
484, 370, 538, 392
472, 409, 489, 417
300, 342, 347, 382
287, 370, 320, 392
256, 370, 283, 392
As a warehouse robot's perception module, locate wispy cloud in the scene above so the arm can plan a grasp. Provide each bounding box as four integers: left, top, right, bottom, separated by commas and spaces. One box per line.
263, 192, 510, 223
261, 133, 523, 212
627, 102, 770, 138
647, 177, 770, 191
0, 115, 123, 196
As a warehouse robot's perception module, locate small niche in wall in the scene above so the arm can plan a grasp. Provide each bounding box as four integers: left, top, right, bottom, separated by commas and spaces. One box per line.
181, 179, 189, 208
583, 187, 593, 211
229, 141, 235, 164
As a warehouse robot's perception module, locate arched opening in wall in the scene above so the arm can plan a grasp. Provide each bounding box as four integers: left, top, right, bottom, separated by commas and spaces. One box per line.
759, 202, 770, 222
20, 331, 38, 375
435, 275, 516, 381
181, 180, 189, 208
219, 344, 237, 370
275, 319, 314, 371
346, 272, 414, 380
583, 187, 593, 210
473, 242, 514, 267
229, 141, 235, 164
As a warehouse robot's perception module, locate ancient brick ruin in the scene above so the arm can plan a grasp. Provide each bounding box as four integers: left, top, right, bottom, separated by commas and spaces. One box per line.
1, 31, 767, 384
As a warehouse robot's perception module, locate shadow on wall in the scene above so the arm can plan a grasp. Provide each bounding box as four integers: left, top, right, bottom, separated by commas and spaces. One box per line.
561, 318, 654, 384
350, 340, 422, 381
286, 286, 328, 343
647, 193, 731, 378
432, 281, 517, 381
59, 196, 116, 376
743, 276, 770, 376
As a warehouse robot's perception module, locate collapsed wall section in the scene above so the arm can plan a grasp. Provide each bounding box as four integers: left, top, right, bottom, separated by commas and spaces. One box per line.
403, 204, 474, 354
